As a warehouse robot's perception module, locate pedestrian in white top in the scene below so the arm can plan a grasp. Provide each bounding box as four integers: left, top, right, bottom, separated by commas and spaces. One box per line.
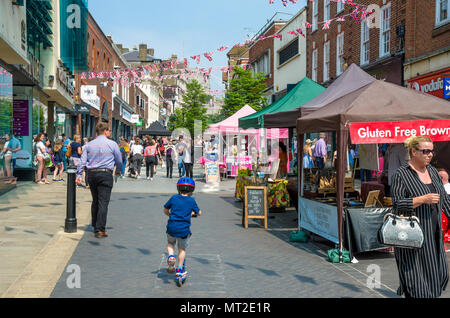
34, 133, 49, 184
130, 138, 143, 179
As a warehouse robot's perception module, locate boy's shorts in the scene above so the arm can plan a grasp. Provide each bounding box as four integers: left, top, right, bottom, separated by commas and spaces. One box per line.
167, 234, 191, 249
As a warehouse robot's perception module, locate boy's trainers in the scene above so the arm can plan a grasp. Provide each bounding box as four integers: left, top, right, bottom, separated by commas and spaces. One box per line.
167, 255, 176, 274
176, 266, 187, 279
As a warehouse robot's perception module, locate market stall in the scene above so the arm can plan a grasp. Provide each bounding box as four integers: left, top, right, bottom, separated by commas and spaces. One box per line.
204, 105, 288, 177
296, 64, 450, 262
139, 121, 171, 137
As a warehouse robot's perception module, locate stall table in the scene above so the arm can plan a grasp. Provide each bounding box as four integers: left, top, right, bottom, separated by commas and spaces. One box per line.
235, 176, 291, 210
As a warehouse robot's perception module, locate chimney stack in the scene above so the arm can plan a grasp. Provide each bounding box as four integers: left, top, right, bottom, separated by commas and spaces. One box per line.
107, 35, 113, 43
139, 44, 147, 62
147, 48, 155, 57
116, 44, 123, 53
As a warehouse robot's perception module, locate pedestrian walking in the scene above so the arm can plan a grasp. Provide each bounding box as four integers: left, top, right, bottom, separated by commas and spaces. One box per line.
69, 135, 83, 168
52, 139, 64, 182
62, 134, 71, 171
176, 138, 185, 178
166, 140, 175, 179
131, 138, 143, 179
119, 140, 129, 178
3, 133, 21, 179
34, 133, 50, 185
144, 139, 158, 180
391, 136, 450, 298
76, 122, 122, 239
163, 177, 202, 286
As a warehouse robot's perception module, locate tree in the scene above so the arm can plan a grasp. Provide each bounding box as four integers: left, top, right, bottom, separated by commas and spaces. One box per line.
168, 79, 209, 137
222, 67, 268, 118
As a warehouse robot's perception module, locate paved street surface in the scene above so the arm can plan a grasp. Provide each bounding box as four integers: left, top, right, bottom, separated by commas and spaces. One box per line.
3, 165, 450, 298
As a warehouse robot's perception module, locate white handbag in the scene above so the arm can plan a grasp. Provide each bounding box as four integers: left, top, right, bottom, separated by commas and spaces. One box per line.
379, 212, 424, 249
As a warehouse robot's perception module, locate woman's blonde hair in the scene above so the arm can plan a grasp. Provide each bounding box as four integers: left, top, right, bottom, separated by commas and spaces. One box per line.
404, 136, 433, 156
119, 140, 128, 149
54, 140, 63, 153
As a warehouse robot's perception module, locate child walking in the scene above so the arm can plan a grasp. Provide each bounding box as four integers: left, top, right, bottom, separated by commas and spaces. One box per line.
53, 139, 64, 182
163, 177, 202, 286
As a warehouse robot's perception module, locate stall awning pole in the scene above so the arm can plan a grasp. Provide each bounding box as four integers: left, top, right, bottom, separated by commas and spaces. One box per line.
336, 127, 348, 263
298, 133, 305, 231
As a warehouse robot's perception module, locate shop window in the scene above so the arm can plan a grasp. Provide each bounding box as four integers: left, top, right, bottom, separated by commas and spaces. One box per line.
0, 67, 13, 137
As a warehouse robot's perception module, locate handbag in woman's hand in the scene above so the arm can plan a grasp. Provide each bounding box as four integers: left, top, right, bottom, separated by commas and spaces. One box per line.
379, 212, 424, 249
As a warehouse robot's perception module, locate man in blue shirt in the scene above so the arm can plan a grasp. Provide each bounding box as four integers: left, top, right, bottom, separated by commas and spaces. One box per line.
76, 122, 122, 238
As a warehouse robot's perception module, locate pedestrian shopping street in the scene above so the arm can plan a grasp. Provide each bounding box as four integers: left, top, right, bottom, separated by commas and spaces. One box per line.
0, 166, 449, 298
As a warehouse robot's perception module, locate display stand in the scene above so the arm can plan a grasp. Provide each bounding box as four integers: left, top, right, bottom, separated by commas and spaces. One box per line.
243, 186, 268, 229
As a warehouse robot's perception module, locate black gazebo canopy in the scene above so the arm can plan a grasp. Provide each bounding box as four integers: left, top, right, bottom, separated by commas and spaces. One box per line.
138, 121, 172, 137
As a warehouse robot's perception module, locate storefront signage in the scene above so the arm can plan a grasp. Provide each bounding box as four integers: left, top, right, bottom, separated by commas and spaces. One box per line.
122, 109, 132, 122
80, 85, 100, 110
349, 119, 450, 144
57, 67, 74, 96
57, 113, 66, 125
130, 114, 139, 124
444, 77, 450, 100
299, 198, 339, 244
244, 186, 268, 229
408, 68, 450, 99
136, 119, 143, 127
13, 100, 29, 137
73, 104, 90, 115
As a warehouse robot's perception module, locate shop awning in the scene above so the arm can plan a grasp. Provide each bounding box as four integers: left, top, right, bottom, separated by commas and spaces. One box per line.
264, 64, 376, 128
238, 77, 325, 130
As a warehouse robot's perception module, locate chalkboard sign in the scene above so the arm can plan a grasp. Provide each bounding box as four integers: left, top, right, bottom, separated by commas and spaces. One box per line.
205, 161, 220, 184
244, 186, 268, 229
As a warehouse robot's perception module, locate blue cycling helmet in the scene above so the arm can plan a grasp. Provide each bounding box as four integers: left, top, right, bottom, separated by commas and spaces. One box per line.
177, 177, 195, 193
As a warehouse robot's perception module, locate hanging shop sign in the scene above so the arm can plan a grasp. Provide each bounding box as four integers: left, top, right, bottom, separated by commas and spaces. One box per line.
130, 114, 139, 124
80, 85, 100, 110
136, 119, 143, 127
349, 119, 450, 144
122, 109, 132, 122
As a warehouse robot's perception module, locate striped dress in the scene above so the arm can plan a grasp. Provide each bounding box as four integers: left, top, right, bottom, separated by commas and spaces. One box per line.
391, 164, 450, 298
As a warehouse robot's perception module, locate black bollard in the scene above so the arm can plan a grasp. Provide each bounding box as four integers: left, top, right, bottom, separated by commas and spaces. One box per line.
65, 166, 77, 233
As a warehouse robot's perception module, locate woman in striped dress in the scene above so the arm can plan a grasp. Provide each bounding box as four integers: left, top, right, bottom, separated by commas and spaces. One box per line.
391, 136, 450, 298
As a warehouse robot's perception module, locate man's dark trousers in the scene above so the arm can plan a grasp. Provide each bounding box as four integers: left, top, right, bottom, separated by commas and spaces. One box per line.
184, 162, 193, 178
166, 157, 173, 178
88, 171, 113, 233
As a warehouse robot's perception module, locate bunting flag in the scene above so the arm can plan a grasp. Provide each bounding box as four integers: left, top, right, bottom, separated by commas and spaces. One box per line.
322, 20, 331, 30
296, 29, 305, 37
217, 46, 229, 52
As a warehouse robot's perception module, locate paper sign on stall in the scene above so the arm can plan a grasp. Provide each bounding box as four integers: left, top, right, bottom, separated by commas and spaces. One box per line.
205, 161, 220, 185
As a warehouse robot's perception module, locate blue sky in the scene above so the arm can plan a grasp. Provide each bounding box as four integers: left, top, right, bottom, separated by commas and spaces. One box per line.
88, 0, 307, 91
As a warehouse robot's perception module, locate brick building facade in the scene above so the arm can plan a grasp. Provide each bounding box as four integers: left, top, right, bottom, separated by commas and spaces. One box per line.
306, 0, 407, 87
249, 20, 287, 102
73, 13, 148, 140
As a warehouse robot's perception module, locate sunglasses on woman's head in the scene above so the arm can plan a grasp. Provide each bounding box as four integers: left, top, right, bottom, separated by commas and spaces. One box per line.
416, 148, 434, 155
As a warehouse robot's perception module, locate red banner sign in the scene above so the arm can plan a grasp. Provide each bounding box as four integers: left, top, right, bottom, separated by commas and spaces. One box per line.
349, 119, 450, 144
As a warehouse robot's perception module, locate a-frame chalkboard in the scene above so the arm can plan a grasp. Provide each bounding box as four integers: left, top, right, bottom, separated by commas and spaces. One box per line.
243, 186, 268, 229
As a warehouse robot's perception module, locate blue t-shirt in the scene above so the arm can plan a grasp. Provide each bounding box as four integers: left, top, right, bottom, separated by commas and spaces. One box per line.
164, 195, 200, 238
8, 137, 20, 159
63, 139, 70, 152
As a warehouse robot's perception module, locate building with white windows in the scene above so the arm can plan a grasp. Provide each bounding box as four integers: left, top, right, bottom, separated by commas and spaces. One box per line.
273, 7, 307, 100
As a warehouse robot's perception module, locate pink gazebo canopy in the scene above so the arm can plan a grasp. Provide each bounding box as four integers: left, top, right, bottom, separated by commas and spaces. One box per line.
207, 105, 288, 138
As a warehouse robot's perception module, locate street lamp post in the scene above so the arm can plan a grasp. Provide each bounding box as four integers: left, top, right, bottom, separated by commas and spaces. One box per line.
171, 98, 176, 114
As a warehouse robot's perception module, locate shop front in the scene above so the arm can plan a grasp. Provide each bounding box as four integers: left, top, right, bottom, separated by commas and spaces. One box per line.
407, 67, 450, 100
